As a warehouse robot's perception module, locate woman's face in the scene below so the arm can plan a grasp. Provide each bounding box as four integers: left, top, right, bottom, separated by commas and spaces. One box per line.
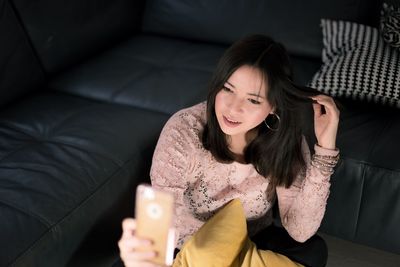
215, 65, 273, 140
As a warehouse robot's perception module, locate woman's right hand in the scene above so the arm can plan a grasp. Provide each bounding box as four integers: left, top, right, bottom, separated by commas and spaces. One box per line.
118, 218, 161, 267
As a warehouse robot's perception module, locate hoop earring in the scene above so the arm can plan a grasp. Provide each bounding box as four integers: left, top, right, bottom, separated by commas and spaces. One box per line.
264, 113, 280, 131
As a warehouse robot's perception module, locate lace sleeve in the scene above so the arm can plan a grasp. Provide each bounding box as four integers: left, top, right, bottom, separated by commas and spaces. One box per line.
150, 112, 203, 248
276, 137, 339, 242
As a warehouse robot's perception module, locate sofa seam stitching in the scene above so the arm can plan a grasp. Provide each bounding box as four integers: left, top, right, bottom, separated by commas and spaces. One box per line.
0, 198, 50, 226
353, 162, 367, 240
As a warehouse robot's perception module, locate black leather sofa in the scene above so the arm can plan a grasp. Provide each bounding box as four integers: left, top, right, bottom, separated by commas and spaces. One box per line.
1, 0, 399, 266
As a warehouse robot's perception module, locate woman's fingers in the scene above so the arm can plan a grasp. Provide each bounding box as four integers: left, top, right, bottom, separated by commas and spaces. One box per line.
312, 102, 322, 118
311, 95, 340, 119
118, 236, 152, 253
310, 95, 339, 149
121, 218, 136, 238
121, 250, 157, 261
119, 218, 159, 266
119, 237, 158, 266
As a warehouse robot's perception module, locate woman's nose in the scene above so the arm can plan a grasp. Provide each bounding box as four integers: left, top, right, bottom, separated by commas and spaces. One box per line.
227, 97, 244, 113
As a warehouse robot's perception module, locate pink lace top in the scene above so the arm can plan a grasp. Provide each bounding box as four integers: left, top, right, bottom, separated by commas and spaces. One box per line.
150, 102, 339, 248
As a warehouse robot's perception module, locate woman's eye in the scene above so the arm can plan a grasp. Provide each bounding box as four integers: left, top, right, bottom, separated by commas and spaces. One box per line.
222, 86, 232, 92
249, 99, 261, 105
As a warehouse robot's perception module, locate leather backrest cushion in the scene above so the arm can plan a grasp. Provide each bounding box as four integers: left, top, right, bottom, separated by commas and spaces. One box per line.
142, 0, 382, 58
0, 0, 45, 109
319, 101, 400, 253
11, 0, 146, 74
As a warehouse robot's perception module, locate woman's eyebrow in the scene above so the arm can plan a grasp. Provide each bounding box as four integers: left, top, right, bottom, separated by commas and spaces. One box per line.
225, 81, 236, 88
248, 93, 265, 99
225, 81, 265, 99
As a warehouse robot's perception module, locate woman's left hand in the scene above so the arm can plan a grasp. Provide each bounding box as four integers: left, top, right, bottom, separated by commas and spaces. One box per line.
311, 95, 340, 150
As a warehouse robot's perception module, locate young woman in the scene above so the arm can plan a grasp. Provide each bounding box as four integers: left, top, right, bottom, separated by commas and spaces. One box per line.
118, 34, 340, 267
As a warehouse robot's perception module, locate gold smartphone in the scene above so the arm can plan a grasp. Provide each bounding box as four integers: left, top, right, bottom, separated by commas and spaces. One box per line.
135, 184, 175, 266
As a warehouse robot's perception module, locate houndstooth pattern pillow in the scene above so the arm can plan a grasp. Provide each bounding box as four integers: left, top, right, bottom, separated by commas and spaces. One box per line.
309, 19, 400, 108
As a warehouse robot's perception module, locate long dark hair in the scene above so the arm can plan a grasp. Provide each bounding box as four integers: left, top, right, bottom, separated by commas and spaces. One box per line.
202, 34, 321, 198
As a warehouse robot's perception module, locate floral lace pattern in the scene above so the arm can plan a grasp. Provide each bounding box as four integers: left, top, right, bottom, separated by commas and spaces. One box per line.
150, 102, 339, 248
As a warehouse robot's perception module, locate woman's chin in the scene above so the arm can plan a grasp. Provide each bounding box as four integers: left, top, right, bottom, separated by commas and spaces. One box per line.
219, 126, 242, 137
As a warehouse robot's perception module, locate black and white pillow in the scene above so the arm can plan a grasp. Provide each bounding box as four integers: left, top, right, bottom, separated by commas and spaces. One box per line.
380, 1, 400, 48
309, 19, 400, 108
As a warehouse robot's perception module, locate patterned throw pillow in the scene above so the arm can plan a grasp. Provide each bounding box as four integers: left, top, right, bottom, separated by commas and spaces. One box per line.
308, 19, 400, 108
380, 1, 400, 48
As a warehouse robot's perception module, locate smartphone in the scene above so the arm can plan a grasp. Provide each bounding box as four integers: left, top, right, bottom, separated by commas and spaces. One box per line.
135, 184, 175, 266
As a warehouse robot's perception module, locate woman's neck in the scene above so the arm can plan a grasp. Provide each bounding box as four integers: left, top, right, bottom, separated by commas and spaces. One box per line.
228, 129, 258, 161
229, 135, 247, 155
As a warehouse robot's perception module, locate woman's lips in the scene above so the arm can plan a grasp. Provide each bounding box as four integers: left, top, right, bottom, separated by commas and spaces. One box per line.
223, 116, 241, 127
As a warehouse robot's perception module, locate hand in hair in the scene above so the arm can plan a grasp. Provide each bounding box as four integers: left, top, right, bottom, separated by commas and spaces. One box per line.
310, 95, 340, 150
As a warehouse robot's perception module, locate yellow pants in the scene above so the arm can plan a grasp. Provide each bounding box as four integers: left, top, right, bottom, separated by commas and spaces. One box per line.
174, 237, 303, 267
173, 199, 303, 267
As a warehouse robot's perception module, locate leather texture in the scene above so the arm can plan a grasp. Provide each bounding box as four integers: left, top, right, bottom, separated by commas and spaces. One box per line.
49, 34, 227, 115
142, 0, 380, 58
11, 0, 146, 74
0, 0, 45, 108
0, 92, 169, 266
319, 99, 400, 253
